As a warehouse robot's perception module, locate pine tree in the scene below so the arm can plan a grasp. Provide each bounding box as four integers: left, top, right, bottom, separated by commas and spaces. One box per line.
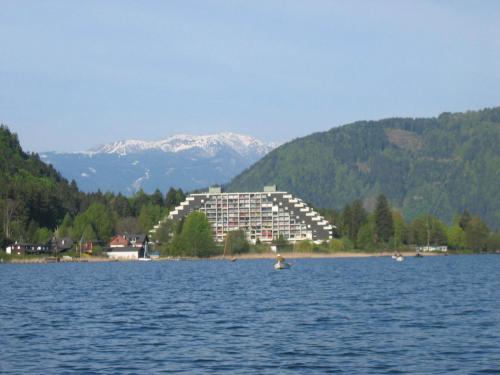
342, 199, 367, 245
459, 210, 471, 230
374, 194, 394, 243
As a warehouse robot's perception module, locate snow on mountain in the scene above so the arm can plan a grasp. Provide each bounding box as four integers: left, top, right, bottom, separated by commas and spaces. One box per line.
41, 132, 277, 195
86, 133, 273, 157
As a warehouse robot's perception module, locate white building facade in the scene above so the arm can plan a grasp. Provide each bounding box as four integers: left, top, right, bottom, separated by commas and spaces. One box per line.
167, 186, 334, 243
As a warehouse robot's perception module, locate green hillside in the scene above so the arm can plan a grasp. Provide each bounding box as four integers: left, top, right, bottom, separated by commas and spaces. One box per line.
0, 125, 82, 246
0, 125, 187, 252
227, 107, 500, 229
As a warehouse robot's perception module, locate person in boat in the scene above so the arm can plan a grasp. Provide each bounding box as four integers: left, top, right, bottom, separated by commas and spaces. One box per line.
276, 253, 285, 263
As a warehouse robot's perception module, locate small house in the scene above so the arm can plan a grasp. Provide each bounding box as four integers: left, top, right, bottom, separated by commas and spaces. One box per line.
6, 242, 50, 255
51, 237, 74, 253
107, 233, 149, 260
107, 246, 141, 260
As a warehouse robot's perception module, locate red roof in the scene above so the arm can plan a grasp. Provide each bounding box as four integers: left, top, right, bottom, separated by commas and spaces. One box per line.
109, 235, 130, 247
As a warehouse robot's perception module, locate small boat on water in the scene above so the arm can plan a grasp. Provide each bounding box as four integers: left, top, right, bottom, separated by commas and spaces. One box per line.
274, 253, 291, 269
274, 261, 291, 270
392, 252, 404, 261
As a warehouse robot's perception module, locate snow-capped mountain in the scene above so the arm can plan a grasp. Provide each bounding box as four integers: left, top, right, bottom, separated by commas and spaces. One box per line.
88, 133, 272, 157
41, 133, 276, 194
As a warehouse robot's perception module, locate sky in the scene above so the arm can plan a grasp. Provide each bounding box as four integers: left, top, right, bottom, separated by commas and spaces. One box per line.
1, 0, 500, 152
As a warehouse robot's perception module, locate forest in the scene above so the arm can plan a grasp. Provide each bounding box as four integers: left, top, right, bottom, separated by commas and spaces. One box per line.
227, 107, 500, 229
0, 125, 185, 251
1, 124, 499, 258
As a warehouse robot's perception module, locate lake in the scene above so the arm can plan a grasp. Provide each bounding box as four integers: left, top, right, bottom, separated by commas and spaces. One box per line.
1, 255, 500, 374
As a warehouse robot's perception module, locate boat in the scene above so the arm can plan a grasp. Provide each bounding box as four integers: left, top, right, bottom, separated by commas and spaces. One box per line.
396, 256, 404, 262
274, 260, 291, 270
139, 242, 152, 261
415, 252, 424, 258
274, 253, 291, 269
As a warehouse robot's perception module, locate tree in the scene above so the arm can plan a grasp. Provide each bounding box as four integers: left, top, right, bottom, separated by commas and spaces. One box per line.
116, 216, 142, 234
131, 189, 150, 216
112, 194, 132, 217
357, 218, 376, 250
72, 203, 114, 241
295, 240, 314, 252
58, 213, 73, 238
33, 227, 52, 244
374, 194, 394, 243
138, 203, 162, 233
165, 187, 185, 210
409, 214, 448, 246
172, 212, 217, 257
153, 218, 177, 244
273, 234, 289, 248
459, 210, 472, 230
392, 210, 407, 247
342, 199, 367, 245
82, 224, 97, 242
447, 224, 465, 250
464, 216, 489, 252
487, 232, 500, 252
224, 230, 249, 255
2, 198, 19, 239
151, 189, 164, 207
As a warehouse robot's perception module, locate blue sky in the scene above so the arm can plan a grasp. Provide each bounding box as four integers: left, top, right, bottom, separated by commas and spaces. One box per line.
1, 0, 500, 152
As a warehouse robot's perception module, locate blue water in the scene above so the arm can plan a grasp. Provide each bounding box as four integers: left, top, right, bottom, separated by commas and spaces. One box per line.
1, 255, 500, 374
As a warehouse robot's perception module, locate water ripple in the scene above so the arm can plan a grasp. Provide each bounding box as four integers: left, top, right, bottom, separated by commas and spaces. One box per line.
1, 256, 500, 373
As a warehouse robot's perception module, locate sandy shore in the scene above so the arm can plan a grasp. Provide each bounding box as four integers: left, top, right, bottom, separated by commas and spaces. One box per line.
214, 251, 442, 260
3, 251, 444, 264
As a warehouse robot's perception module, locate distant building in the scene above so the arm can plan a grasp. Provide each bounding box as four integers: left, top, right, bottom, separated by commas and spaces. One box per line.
6, 242, 51, 255
51, 237, 74, 253
109, 233, 147, 248
417, 245, 448, 252
107, 233, 148, 259
107, 247, 143, 260
168, 186, 334, 243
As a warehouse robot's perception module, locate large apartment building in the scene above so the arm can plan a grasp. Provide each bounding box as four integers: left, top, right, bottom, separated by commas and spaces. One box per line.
167, 186, 333, 243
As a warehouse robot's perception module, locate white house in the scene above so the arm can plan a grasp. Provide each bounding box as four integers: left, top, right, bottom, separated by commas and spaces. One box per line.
107, 247, 140, 260
417, 245, 448, 252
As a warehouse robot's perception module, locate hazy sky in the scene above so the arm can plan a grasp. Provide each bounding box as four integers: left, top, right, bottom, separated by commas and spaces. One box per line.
1, 1, 500, 152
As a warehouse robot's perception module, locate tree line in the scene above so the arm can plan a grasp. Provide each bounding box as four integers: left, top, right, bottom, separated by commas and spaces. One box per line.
2, 124, 499, 257
319, 194, 500, 253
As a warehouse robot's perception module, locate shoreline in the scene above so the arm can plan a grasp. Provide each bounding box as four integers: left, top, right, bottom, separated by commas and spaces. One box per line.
219, 251, 443, 260
2, 251, 448, 264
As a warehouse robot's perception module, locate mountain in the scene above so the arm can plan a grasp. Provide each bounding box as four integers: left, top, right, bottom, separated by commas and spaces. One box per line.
226, 107, 500, 229
41, 133, 275, 194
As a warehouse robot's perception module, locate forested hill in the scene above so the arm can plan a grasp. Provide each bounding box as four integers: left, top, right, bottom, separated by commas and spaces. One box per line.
0, 125, 187, 250
227, 107, 500, 229
0, 125, 82, 246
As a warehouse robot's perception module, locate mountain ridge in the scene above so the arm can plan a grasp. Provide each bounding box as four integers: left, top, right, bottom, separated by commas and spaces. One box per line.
226, 107, 500, 229
41, 132, 276, 194
85, 132, 275, 157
